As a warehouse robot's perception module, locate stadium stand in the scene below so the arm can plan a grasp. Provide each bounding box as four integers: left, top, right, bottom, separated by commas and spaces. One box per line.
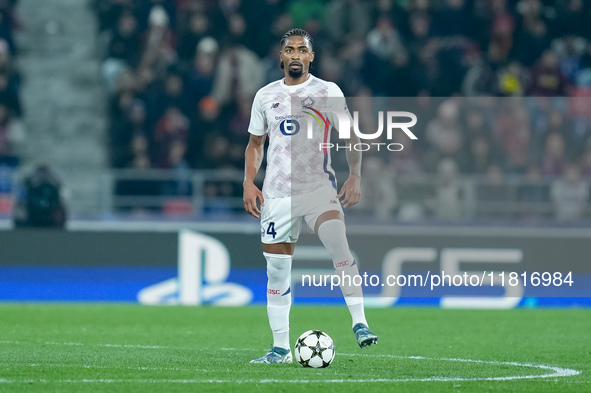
0, 0, 23, 217
90, 0, 591, 222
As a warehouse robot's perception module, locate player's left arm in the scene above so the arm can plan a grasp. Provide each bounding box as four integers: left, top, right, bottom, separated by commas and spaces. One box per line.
337, 128, 361, 208
328, 82, 361, 208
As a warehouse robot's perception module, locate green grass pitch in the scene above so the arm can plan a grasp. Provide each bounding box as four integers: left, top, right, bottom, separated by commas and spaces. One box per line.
0, 304, 589, 392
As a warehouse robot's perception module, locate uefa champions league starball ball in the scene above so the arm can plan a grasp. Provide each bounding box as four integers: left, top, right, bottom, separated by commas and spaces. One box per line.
294, 330, 335, 368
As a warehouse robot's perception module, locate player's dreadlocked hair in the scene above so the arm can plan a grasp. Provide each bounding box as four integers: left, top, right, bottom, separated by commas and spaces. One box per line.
280, 29, 313, 70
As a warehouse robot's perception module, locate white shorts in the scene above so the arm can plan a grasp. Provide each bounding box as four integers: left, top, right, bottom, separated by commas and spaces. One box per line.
260, 186, 344, 244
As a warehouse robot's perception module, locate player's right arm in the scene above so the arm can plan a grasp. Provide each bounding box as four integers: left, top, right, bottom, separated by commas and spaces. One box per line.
243, 134, 265, 218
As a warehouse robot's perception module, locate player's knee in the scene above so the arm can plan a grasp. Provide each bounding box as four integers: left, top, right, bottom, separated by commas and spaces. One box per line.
265, 253, 291, 282
267, 264, 289, 282
317, 220, 348, 250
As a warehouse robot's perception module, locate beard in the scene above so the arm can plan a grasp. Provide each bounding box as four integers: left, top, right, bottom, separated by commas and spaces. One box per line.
287, 63, 304, 78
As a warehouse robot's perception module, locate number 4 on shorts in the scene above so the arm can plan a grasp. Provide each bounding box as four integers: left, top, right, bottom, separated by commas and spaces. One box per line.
266, 222, 277, 239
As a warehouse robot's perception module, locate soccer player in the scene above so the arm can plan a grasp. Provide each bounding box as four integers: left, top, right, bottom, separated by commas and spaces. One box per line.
244, 29, 378, 364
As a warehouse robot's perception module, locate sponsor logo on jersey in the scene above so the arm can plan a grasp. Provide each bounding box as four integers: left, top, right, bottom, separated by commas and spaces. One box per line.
271, 102, 280, 109
279, 119, 301, 135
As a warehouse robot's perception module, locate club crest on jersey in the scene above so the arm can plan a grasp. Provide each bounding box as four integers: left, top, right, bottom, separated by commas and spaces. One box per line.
301, 97, 315, 108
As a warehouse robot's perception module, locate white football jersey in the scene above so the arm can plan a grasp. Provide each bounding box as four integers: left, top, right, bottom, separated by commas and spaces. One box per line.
248, 75, 350, 199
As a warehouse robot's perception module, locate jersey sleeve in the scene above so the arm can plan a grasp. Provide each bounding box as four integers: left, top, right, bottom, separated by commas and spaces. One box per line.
326, 82, 353, 132
248, 90, 267, 136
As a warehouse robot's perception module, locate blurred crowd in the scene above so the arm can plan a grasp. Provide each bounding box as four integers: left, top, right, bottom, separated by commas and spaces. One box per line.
352, 96, 591, 222
0, 0, 23, 213
91, 0, 591, 220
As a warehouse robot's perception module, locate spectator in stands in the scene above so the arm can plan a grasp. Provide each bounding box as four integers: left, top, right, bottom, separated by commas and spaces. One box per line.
13, 164, 67, 229
515, 19, 548, 67
477, 164, 516, 219
431, 158, 468, 220
553, 36, 586, 83
188, 96, 225, 168
423, 100, 464, 172
357, 156, 397, 220
261, 42, 285, 85
580, 147, 591, 179
366, 15, 407, 66
0, 39, 19, 91
324, 0, 371, 46
114, 148, 162, 213
528, 50, 570, 96
153, 106, 189, 167
436, 0, 472, 38
553, 0, 590, 39
186, 37, 218, 104
550, 163, 589, 221
493, 104, 530, 173
0, 71, 21, 118
177, 12, 211, 62
464, 136, 495, 174
146, 72, 190, 122
159, 139, 192, 197
338, 37, 368, 96
101, 12, 141, 93
0, 9, 16, 55
92, 0, 134, 34
0, 103, 9, 156
497, 61, 527, 96
108, 11, 142, 68
388, 124, 423, 176
136, 0, 176, 33
248, 0, 286, 58
365, 15, 410, 96
462, 107, 491, 140
200, 133, 233, 170
461, 47, 498, 96
0, 103, 23, 157
141, 5, 177, 76
541, 110, 573, 153
518, 165, 549, 221
129, 134, 152, 169
541, 132, 568, 176
110, 98, 150, 168
211, 30, 263, 107
288, 0, 325, 30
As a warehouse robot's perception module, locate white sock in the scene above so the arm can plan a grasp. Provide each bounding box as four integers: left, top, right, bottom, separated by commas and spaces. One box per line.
317, 220, 368, 328
264, 252, 292, 350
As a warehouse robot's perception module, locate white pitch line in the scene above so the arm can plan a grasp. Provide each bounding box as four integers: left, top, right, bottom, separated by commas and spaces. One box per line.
337, 353, 579, 381
0, 351, 580, 384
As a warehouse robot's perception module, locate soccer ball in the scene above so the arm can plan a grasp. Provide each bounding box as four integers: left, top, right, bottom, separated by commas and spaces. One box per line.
294, 330, 335, 368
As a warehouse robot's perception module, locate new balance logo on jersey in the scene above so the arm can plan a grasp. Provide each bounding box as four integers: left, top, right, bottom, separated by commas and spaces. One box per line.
271, 102, 279, 109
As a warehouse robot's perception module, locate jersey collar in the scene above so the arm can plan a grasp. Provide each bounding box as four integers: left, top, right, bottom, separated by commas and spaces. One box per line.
281, 74, 314, 90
